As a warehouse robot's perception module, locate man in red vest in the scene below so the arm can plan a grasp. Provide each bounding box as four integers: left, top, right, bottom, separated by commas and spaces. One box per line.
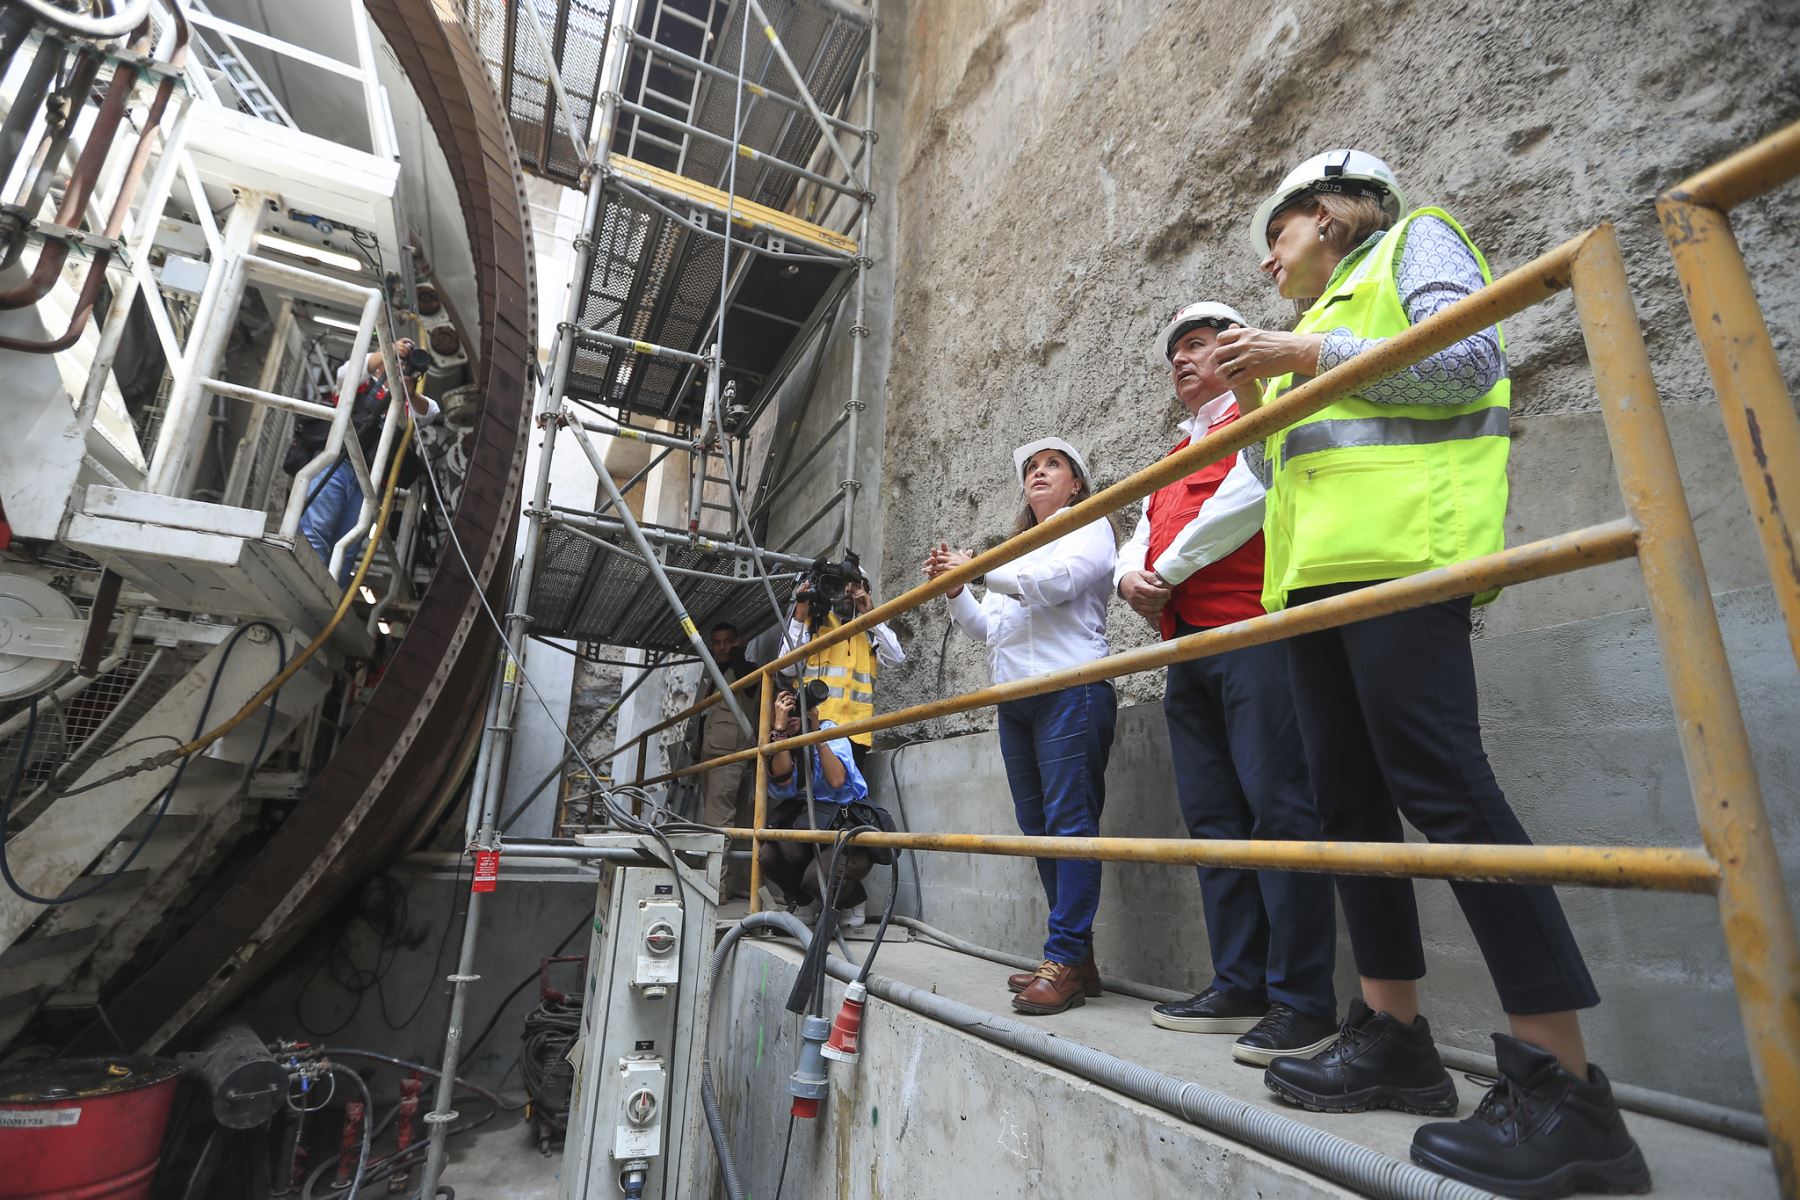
1114, 300, 1338, 1065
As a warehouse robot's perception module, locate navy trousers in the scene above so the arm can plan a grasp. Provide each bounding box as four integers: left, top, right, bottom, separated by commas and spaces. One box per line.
998, 682, 1117, 965
1164, 635, 1336, 1018
1286, 585, 1599, 1015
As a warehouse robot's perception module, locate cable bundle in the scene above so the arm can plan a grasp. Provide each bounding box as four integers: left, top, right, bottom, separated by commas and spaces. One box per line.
521, 994, 583, 1150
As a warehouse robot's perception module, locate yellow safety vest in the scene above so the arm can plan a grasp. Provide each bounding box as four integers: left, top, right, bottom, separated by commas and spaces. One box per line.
800, 612, 877, 746
1261, 207, 1511, 612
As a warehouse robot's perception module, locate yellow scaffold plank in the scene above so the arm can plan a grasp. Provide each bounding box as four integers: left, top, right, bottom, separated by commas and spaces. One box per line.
609, 155, 859, 257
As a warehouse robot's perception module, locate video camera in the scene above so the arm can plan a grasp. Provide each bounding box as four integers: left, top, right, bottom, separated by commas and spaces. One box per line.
795, 551, 864, 632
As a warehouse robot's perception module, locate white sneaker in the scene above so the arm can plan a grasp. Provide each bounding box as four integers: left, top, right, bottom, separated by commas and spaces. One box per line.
839, 901, 867, 929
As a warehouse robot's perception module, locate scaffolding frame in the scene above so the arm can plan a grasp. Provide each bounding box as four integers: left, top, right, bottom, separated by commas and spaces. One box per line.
419, 0, 880, 1188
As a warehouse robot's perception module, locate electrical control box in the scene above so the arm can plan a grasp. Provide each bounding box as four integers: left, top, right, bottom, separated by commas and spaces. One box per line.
632, 899, 683, 996
561, 833, 724, 1200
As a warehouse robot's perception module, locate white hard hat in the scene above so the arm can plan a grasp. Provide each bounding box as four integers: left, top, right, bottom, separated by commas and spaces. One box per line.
1153, 301, 1249, 361
1012, 437, 1093, 488
1249, 149, 1407, 257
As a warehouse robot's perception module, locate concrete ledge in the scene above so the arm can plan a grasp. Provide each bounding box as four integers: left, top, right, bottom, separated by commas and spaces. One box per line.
712, 935, 1775, 1198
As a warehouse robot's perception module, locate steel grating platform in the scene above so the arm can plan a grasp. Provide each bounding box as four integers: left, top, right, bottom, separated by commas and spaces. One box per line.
529, 522, 800, 653
472, 0, 613, 186
566, 0, 869, 426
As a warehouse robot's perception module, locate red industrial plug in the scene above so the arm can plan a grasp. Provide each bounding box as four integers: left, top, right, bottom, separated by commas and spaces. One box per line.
820, 981, 867, 1064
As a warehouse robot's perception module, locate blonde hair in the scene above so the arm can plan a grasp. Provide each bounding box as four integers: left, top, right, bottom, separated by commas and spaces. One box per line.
1315, 192, 1392, 256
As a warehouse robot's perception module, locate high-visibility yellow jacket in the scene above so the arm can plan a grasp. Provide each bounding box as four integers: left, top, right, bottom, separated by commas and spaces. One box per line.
800, 611, 878, 746
1261, 207, 1510, 612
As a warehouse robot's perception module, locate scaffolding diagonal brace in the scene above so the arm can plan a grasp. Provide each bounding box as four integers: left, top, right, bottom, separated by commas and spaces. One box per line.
565, 409, 756, 740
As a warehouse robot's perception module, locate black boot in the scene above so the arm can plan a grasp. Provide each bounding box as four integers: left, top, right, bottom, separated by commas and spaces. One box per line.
1263, 998, 1458, 1115
1410, 1034, 1652, 1198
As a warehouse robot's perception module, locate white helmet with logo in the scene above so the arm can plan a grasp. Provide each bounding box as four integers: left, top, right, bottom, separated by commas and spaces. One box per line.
1153, 300, 1249, 362
1249, 149, 1407, 257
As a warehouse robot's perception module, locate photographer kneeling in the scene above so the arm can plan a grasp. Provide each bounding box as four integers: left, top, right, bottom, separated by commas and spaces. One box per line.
783, 556, 904, 769
760, 678, 897, 926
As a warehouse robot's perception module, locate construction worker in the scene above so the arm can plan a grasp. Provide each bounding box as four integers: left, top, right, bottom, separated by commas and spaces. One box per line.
1114, 301, 1336, 1065
784, 566, 903, 768
1220, 149, 1647, 1197
925, 438, 1117, 1016
293, 337, 436, 589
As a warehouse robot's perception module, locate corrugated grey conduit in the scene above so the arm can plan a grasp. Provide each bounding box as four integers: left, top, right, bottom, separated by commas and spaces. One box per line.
706, 912, 1495, 1200
891, 916, 1768, 1147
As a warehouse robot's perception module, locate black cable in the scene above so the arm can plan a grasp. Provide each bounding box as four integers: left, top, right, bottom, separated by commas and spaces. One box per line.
380, 851, 466, 1030
459, 907, 590, 1063
0, 620, 286, 905
857, 853, 903, 985
773, 1112, 797, 1200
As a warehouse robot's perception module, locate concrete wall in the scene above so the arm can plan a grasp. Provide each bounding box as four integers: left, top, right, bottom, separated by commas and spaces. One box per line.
871, 0, 1800, 722
233, 866, 596, 1095
863, 585, 1799, 1109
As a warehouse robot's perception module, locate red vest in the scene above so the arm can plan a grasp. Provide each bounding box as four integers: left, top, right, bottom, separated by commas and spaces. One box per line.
1145, 405, 1267, 638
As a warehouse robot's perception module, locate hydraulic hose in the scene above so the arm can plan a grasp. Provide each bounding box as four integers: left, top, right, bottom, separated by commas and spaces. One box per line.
699, 1060, 746, 1200
725, 912, 1493, 1200
70, 423, 414, 793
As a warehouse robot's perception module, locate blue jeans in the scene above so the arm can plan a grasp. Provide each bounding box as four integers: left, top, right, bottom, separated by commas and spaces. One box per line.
997, 682, 1116, 965
298, 459, 364, 589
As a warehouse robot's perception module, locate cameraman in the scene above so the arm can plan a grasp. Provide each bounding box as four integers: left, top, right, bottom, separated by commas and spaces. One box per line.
760, 677, 896, 925
782, 563, 904, 768
292, 337, 438, 589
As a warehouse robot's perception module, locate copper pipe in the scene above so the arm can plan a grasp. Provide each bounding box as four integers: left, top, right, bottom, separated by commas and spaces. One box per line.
0, 15, 157, 310
0, 3, 188, 352
0, 46, 103, 271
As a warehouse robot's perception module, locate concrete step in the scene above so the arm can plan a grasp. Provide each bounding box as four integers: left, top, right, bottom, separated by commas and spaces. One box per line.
719, 937, 1776, 1200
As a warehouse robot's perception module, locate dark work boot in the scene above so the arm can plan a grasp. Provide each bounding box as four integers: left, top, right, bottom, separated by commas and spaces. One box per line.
1410, 1035, 1652, 1198
1263, 998, 1459, 1115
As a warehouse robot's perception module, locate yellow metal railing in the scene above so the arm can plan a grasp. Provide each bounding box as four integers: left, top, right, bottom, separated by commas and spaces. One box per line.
610, 124, 1800, 1189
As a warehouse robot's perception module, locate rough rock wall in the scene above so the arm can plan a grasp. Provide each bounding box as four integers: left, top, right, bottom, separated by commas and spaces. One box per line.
872, 0, 1800, 731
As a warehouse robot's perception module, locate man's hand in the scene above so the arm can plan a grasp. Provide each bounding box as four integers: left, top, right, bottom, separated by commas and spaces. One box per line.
845, 579, 873, 614
1118, 569, 1172, 618
923, 542, 973, 598
773, 691, 796, 728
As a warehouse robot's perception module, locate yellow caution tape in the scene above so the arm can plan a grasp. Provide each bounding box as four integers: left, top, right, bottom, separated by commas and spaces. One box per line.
680, 617, 698, 638
633, 339, 656, 354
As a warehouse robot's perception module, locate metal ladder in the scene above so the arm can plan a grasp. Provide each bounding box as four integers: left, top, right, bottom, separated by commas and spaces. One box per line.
187, 0, 299, 128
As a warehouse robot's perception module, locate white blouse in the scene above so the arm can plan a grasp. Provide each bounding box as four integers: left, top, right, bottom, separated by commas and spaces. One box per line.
945, 515, 1114, 685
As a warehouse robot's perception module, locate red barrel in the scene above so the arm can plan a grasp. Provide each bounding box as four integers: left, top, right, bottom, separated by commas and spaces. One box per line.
0, 1056, 182, 1200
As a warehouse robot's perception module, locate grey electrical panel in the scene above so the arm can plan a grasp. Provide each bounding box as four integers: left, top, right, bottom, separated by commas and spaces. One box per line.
562, 832, 725, 1200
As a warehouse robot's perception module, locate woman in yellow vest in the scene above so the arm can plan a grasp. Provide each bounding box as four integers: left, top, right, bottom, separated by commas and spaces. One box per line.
1213, 150, 1647, 1198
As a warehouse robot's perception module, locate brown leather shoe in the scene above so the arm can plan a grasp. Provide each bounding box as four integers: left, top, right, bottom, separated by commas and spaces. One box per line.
1012, 960, 1088, 1015
1007, 959, 1054, 994
1008, 950, 1103, 997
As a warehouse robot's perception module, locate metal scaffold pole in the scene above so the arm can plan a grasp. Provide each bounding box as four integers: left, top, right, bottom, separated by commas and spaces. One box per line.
838, 0, 877, 554
417, 3, 641, 1188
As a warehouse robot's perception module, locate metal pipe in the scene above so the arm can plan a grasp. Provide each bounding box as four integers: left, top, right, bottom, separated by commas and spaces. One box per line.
743, 0, 862, 187
148, 193, 264, 496
582, 441, 675, 524
1570, 224, 1800, 1193
564, 411, 755, 740
733, 828, 1717, 893
604, 172, 853, 262
748, 676, 771, 912
659, 518, 1641, 779
200, 377, 336, 421
573, 323, 710, 366
621, 28, 865, 139
556, 523, 793, 584
612, 96, 864, 200
515, 0, 590, 170
1656, 124, 1800, 670
774, 485, 843, 553
221, 298, 296, 507
754, 407, 851, 515
547, 507, 818, 569
278, 290, 380, 536
564, 411, 698, 453
835, 0, 877, 553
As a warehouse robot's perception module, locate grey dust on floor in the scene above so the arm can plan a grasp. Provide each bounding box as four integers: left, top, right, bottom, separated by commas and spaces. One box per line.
437, 1114, 564, 1200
